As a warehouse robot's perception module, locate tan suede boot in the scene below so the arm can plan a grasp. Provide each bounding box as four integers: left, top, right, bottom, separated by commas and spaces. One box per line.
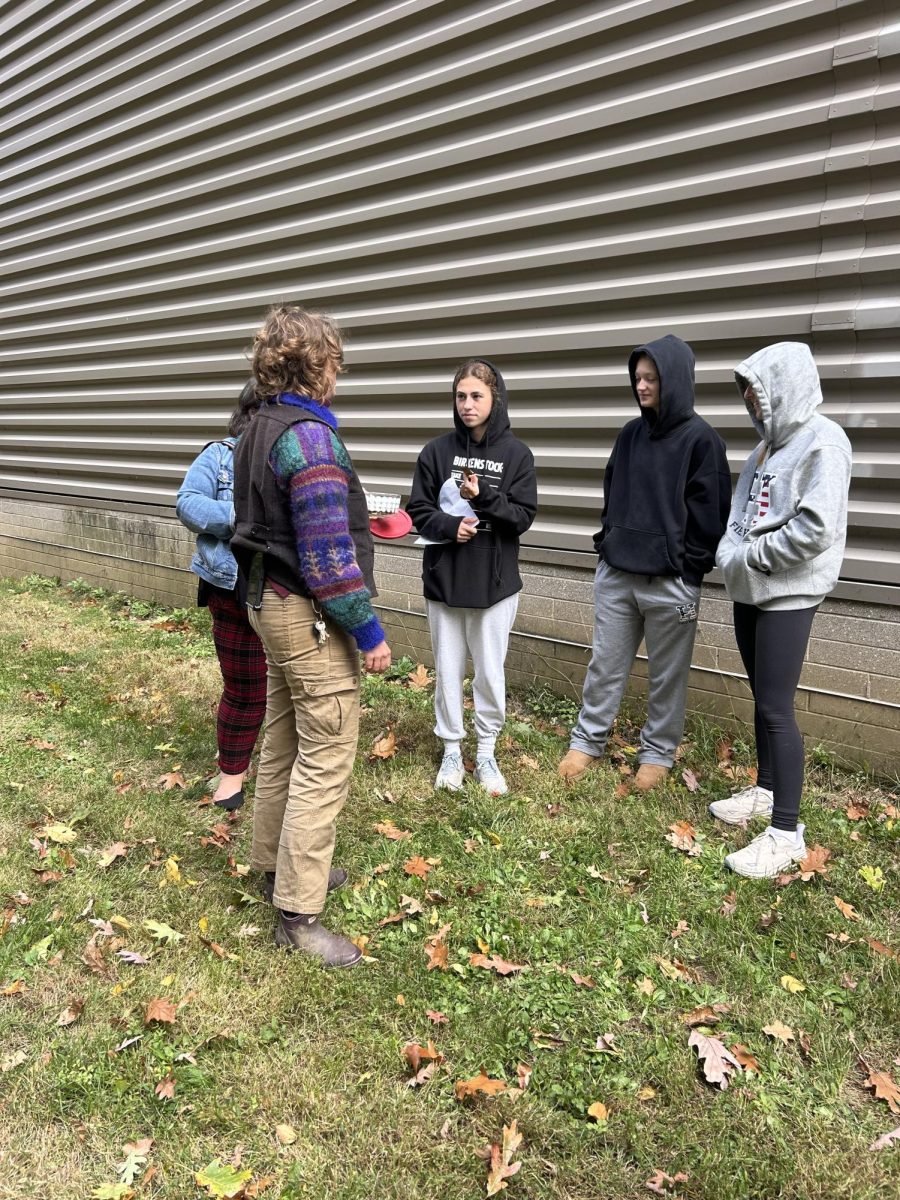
558, 749, 601, 782
633, 764, 670, 791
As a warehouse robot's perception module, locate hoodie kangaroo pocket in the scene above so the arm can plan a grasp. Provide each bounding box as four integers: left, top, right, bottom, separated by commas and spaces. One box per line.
602, 526, 675, 576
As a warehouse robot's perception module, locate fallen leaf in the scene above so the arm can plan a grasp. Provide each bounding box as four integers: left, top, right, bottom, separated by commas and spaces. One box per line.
763, 1020, 795, 1044
455, 1071, 509, 1101
1, 1050, 27, 1073
81, 935, 115, 980
142, 919, 183, 945
144, 998, 177, 1025
483, 1120, 523, 1196
112, 1036, 142, 1054
400, 894, 424, 916
425, 940, 449, 971
846, 801, 869, 821
156, 772, 185, 791
796, 845, 831, 880
407, 664, 430, 689
587, 1101, 609, 1121
57, 998, 85, 1027
275, 1123, 297, 1145
645, 1169, 690, 1194
681, 1004, 730, 1027
866, 1071, 900, 1114
373, 821, 411, 841
1, 980, 27, 996
859, 865, 884, 892
654, 956, 691, 982
520, 754, 540, 771
403, 1040, 444, 1087
665, 821, 701, 855
670, 920, 689, 940
637, 1085, 657, 1101
370, 731, 398, 760
194, 1159, 252, 1197
681, 769, 700, 792
404, 856, 432, 880
516, 1063, 532, 1090
780, 974, 806, 994
689, 1030, 742, 1089
869, 1126, 900, 1151
715, 736, 734, 767
117, 949, 151, 966
636, 977, 655, 996
426, 1010, 448, 1024
719, 891, 737, 916
834, 896, 860, 922
98, 842, 129, 869
731, 1044, 761, 1074
154, 1074, 176, 1101
594, 1033, 621, 1055
571, 973, 595, 988
469, 953, 526, 976
41, 822, 77, 844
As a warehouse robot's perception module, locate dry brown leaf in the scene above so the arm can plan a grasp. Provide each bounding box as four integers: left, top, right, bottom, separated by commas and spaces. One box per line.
469, 952, 526, 977
719, 891, 737, 917
275, 1124, 297, 1146
571, 973, 595, 988
400, 894, 424, 916
98, 841, 129, 869
715, 736, 734, 767
484, 1119, 523, 1196
81, 934, 114, 980
796, 845, 831, 880
370, 731, 398, 760
156, 772, 185, 791
645, 1169, 690, 1195
587, 1101, 609, 1122
1, 980, 27, 997
516, 1063, 532, 1091
681, 768, 700, 792
865, 938, 899, 960
869, 1126, 900, 1151
614, 781, 631, 799
681, 1004, 730, 1027
403, 856, 432, 879
455, 1071, 509, 1101
520, 754, 540, 771
407, 664, 430, 690
730, 1044, 761, 1074
373, 820, 412, 841
846, 801, 869, 821
763, 1020, 795, 1044
636, 977, 655, 996
866, 1070, 900, 1114
56, 998, 85, 1027
377, 912, 404, 927
425, 940, 449, 971
834, 896, 860, 922
144, 997, 177, 1026
426, 1010, 448, 1024
654, 956, 691, 981
670, 920, 689, 940
689, 1030, 742, 1090
154, 1074, 176, 1100
665, 821, 700, 855
402, 1040, 444, 1083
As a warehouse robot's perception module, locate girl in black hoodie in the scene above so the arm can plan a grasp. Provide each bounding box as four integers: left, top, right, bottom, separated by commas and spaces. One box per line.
407, 359, 537, 796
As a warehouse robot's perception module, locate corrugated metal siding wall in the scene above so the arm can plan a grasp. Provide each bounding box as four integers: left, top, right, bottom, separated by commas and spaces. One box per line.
0, 0, 897, 593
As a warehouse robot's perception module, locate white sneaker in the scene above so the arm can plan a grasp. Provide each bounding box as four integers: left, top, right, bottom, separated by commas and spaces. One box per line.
709, 785, 774, 825
725, 825, 806, 879
435, 751, 465, 792
475, 757, 508, 796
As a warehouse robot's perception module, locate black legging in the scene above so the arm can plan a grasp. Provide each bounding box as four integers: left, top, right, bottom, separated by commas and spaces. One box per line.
733, 603, 819, 832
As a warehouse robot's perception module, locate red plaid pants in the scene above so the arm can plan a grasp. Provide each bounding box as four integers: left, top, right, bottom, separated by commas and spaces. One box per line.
207, 589, 267, 774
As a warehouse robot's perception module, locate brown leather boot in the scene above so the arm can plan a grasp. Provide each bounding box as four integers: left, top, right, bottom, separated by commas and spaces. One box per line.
633, 764, 670, 791
275, 912, 361, 968
262, 867, 347, 905
558, 748, 601, 782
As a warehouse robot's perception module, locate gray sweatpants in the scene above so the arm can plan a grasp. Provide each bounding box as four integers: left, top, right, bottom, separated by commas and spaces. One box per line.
570, 562, 700, 767
426, 594, 519, 758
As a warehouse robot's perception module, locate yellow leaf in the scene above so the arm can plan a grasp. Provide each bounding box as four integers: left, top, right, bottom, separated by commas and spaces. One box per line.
396, 994, 405, 1006
161, 974, 175, 987
275, 1123, 297, 1145
780, 975, 805, 994
636, 1086, 657, 1101
198, 916, 209, 935
110, 915, 131, 930
587, 1101, 609, 1122
476, 937, 490, 954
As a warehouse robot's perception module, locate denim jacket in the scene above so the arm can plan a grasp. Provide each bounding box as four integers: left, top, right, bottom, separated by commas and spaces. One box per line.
176, 439, 238, 590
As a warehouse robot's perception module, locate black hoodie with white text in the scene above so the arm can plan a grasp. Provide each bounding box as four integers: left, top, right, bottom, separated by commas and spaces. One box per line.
594, 335, 731, 584
407, 361, 537, 609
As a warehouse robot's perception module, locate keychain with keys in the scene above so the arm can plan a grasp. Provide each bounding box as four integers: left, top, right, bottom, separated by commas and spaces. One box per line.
312, 606, 330, 647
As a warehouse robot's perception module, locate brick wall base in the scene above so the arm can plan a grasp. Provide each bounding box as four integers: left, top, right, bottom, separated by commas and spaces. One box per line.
2, 498, 897, 771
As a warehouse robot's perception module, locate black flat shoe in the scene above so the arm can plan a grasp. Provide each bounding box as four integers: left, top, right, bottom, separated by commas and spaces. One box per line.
214, 790, 244, 811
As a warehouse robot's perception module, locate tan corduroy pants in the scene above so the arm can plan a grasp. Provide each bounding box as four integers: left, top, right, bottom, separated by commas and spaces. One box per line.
247, 588, 360, 914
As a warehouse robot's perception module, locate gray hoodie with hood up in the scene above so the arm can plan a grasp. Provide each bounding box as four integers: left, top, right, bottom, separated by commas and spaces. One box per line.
715, 342, 852, 610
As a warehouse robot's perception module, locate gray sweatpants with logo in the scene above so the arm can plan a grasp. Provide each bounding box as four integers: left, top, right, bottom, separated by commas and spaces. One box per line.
569, 562, 701, 767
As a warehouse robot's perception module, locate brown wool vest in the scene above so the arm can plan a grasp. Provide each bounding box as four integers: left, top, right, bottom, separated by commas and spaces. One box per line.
231, 403, 377, 598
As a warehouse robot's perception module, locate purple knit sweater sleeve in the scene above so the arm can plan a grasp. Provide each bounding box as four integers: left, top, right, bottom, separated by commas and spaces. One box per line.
269, 422, 384, 652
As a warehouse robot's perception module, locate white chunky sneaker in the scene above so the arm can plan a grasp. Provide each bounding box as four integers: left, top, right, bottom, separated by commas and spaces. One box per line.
435, 751, 465, 792
709, 784, 774, 825
725, 825, 806, 879
475, 756, 508, 796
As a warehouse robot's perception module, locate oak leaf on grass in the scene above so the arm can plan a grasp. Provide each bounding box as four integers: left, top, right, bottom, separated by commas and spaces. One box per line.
403, 1040, 444, 1087
407, 664, 431, 689
144, 997, 177, 1025
645, 1169, 689, 1195
373, 820, 411, 841
681, 769, 700, 793
796, 844, 831, 880
730, 1044, 761, 1074
834, 896, 860, 921
98, 841, 129, 869
481, 1119, 523, 1196
866, 1070, 900, 1114
455, 1071, 509, 1101
688, 1030, 742, 1090
869, 1126, 900, 1151
370, 731, 398, 760
154, 1074, 175, 1101
156, 772, 185, 791
425, 939, 449, 971
469, 952, 526, 977
57, 997, 85, 1027
780, 974, 805, 994
763, 1020, 795, 1044
403, 856, 432, 880
681, 1003, 730, 1027
194, 1160, 253, 1198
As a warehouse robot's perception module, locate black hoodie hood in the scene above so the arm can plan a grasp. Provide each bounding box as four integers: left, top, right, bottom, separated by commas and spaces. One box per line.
452, 358, 511, 448
628, 334, 696, 438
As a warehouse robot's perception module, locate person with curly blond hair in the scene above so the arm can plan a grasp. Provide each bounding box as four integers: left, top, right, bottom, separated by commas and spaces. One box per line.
232, 305, 391, 968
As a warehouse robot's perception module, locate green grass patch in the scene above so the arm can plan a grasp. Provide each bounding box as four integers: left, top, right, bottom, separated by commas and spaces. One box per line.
0, 576, 897, 1199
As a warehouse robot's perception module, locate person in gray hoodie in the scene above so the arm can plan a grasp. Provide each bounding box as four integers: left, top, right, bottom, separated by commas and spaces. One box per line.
711, 342, 852, 878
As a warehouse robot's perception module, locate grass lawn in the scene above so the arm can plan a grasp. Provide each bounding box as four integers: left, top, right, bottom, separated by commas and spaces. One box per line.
0, 575, 897, 1200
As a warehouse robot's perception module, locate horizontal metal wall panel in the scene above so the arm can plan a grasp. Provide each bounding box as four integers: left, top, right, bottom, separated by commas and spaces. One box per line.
0, 0, 897, 589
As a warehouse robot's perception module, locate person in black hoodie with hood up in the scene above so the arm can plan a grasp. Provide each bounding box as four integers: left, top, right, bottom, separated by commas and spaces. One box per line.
559, 335, 731, 790
407, 359, 537, 797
